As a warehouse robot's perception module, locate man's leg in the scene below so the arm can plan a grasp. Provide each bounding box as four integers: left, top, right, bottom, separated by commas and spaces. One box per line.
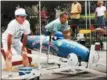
22, 50, 30, 66
72, 19, 79, 39
99, 16, 105, 28
75, 19, 80, 38
2, 42, 12, 71
15, 42, 30, 67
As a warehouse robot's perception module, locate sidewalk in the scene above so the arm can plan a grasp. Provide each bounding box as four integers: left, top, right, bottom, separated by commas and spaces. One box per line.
90, 42, 107, 73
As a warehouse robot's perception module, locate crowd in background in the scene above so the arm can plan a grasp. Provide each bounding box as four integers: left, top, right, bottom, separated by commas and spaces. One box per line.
1, 1, 107, 35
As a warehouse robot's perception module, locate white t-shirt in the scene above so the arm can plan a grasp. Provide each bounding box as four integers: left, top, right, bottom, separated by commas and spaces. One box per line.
2, 19, 31, 45
95, 6, 106, 17
55, 9, 62, 19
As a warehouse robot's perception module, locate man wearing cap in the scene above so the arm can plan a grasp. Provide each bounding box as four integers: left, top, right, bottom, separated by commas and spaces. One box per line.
2, 8, 31, 71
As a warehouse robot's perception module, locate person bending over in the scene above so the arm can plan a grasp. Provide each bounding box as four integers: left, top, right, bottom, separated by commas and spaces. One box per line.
45, 12, 71, 39
2, 8, 31, 71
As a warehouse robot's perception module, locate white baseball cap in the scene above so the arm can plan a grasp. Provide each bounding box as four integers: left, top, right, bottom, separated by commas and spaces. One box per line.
15, 8, 27, 16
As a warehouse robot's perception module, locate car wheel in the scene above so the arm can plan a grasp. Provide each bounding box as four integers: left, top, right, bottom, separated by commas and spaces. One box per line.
67, 53, 79, 66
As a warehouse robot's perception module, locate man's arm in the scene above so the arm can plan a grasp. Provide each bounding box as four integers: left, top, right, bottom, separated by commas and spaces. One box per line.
22, 21, 31, 51
63, 30, 71, 39
7, 34, 12, 52
22, 34, 28, 51
95, 12, 97, 19
95, 7, 97, 19
21, 34, 30, 67
62, 25, 71, 39
77, 3, 82, 14
6, 34, 12, 58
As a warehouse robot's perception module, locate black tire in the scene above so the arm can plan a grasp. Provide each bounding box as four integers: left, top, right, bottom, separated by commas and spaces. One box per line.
37, 76, 40, 80
30, 76, 40, 80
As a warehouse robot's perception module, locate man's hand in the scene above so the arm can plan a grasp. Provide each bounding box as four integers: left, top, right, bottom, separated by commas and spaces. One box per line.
63, 30, 71, 39
22, 50, 28, 55
5, 50, 12, 60
5, 49, 12, 71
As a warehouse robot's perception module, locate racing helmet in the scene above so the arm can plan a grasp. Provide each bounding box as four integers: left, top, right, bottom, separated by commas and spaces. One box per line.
54, 31, 64, 39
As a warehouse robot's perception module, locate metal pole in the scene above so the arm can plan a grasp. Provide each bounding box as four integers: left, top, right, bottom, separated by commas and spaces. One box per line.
105, 1, 107, 53
88, 0, 91, 27
88, 0, 91, 45
39, 0, 42, 69
39, 1, 41, 36
85, 0, 88, 29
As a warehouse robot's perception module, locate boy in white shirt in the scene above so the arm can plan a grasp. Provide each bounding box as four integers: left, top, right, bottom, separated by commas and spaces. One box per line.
2, 8, 31, 71
95, 0, 107, 28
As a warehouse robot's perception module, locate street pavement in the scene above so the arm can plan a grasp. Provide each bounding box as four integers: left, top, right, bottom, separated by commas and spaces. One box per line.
39, 42, 107, 80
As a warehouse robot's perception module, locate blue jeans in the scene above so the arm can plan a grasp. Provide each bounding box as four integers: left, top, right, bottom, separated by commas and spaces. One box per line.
97, 16, 105, 28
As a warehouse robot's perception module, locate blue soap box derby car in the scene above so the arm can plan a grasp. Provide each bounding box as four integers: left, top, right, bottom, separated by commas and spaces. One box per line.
26, 31, 89, 62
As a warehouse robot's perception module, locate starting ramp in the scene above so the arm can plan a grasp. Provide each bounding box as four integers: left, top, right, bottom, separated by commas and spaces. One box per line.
28, 44, 106, 77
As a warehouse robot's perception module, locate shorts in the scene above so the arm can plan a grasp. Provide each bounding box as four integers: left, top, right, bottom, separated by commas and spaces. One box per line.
70, 19, 80, 27
2, 41, 22, 55
97, 16, 105, 27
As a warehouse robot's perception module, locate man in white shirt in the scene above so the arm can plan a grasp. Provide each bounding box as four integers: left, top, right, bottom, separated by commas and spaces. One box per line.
95, 0, 107, 28
2, 8, 31, 71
